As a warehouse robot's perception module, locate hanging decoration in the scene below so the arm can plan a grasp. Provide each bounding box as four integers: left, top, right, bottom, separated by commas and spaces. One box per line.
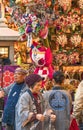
4, 0, 56, 43
56, 34, 68, 47
58, 0, 72, 11
2, 0, 83, 68
53, 52, 68, 66
70, 34, 82, 47
78, 0, 83, 9
28, 40, 54, 83
68, 52, 80, 65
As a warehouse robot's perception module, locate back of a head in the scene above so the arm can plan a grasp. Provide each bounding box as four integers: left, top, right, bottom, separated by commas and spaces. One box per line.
53, 71, 65, 84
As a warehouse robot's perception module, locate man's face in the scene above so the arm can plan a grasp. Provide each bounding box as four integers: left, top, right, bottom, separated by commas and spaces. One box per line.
14, 72, 26, 83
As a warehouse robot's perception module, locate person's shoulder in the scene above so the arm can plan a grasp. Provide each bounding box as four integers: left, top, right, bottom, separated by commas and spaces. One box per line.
21, 84, 29, 91
78, 80, 83, 89
20, 90, 31, 99
61, 89, 69, 94
18, 90, 32, 105
62, 89, 72, 98
43, 90, 52, 99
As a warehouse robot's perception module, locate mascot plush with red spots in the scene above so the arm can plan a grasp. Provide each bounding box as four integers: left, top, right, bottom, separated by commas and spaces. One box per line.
29, 41, 54, 82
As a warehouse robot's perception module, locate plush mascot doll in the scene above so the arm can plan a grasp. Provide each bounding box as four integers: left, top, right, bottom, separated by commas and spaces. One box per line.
25, 15, 54, 84
29, 41, 54, 84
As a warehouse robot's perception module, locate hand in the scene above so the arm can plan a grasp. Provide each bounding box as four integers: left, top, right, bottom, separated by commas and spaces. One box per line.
22, 112, 34, 127
45, 109, 54, 116
50, 114, 56, 122
36, 114, 44, 121
0, 91, 5, 98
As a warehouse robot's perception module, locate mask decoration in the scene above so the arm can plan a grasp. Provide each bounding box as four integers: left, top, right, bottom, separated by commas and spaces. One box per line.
29, 41, 54, 83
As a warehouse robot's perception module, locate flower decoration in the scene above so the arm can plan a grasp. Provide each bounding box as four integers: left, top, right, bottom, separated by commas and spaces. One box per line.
54, 11, 80, 34
80, 15, 83, 28
78, 0, 83, 9
5, 0, 57, 41
80, 54, 83, 65
70, 13, 80, 32
53, 52, 68, 66
58, 0, 72, 11
70, 34, 82, 47
56, 34, 68, 47
25, 14, 41, 35
68, 52, 80, 65
15, 0, 31, 4
58, 0, 72, 7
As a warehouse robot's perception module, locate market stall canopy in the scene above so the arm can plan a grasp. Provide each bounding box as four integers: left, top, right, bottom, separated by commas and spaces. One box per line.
0, 18, 20, 41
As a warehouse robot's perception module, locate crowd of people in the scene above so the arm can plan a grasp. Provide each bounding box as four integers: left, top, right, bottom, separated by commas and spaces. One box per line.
0, 67, 83, 130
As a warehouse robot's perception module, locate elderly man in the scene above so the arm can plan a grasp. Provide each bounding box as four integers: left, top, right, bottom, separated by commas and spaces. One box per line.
0, 67, 28, 130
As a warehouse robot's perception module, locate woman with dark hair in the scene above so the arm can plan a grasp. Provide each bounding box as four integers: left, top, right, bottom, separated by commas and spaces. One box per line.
15, 73, 56, 130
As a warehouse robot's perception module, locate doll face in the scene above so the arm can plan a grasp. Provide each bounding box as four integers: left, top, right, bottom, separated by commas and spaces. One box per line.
31, 47, 45, 66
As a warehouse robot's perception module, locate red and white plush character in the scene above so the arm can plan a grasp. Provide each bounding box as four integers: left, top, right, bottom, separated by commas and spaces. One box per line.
30, 41, 54, 82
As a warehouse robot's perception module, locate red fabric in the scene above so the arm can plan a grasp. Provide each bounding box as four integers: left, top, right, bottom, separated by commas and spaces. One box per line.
0, 65, 19, 87
33, 93, 41, 113
69, 118, 80, 130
